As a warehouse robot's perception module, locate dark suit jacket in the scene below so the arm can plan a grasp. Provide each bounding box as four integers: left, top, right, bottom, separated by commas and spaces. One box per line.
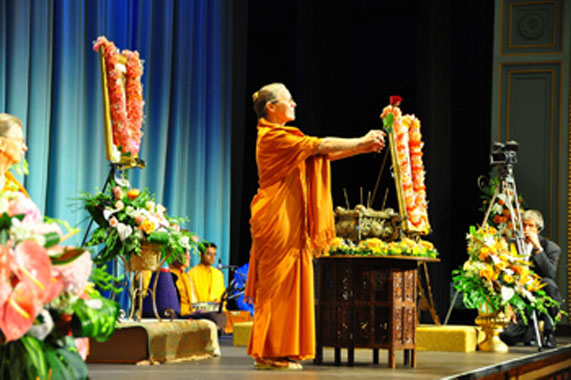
530, 236, 561, 302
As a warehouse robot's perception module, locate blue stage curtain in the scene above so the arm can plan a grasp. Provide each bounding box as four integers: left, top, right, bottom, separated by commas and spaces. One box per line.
0, 1, 232, 271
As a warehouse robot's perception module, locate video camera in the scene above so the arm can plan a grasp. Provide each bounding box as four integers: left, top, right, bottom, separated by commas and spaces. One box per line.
490, 140, 518, 166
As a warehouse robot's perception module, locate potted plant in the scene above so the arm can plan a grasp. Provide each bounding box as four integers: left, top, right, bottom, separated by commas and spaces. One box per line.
452, 225, 562, 351
0, 188, 119, 379
81, 176, 201, 270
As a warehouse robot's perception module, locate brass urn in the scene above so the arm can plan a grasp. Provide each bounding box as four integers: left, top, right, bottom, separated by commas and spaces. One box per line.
475, 310, 510, 353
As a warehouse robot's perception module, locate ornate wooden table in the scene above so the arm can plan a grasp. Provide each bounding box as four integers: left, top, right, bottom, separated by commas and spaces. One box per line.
314, 255, 439, 368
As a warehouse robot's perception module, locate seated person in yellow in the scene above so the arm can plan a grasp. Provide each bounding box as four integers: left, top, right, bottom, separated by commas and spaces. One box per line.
188, 242, 225, 309
168, 251, 194, 316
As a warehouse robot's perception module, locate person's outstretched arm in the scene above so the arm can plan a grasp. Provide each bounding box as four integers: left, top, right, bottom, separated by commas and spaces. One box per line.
318, 130, 385, 161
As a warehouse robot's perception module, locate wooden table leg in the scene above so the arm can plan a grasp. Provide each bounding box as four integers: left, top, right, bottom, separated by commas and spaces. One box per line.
348, 348, 354, 367
334, 347, 341, 366
388, 348, 395, 369
404, 349, 410, 366
373, 349, 379, 364
411, 349, 417, 368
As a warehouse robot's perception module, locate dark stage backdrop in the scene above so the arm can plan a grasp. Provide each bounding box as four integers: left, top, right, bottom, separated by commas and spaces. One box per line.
230, 0, 494, 322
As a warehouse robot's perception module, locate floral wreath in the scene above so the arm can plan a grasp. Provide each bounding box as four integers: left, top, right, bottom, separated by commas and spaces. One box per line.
93, 36, 144, 162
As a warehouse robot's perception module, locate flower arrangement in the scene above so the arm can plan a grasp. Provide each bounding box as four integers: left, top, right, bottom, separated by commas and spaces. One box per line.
479, 177, 526, 238
0, 189, 119, 380
381, 96, 430, 233
93, 36, 144, 162
328, 237, 438, 258
81, 176, 201, 266
452, 225, 561, 323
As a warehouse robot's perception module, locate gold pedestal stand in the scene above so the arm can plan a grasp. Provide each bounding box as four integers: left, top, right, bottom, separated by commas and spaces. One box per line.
119, 242, 176, 322
474, 311, 510, 353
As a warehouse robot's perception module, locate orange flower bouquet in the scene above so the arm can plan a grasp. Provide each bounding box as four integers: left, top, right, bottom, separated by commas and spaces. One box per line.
452, 225, 562, 323
81, 176, 201, 266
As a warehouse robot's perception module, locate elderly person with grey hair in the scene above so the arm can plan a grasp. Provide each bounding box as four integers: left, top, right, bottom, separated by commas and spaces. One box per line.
0, 113, 28, 195
500, 209, 562, 348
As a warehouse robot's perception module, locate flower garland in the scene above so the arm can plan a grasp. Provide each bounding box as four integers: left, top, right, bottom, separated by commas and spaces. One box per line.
328, 236, 438, 258
381, 97, 429, 232
93, 36, 144, 161
403, 114, 429, 230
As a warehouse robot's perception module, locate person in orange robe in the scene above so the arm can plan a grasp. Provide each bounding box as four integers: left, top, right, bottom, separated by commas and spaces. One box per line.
0, 114, 29, 196
245, 83, 386, 370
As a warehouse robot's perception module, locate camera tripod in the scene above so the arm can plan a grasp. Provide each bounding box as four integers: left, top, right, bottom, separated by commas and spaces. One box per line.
444, 147, 544, 351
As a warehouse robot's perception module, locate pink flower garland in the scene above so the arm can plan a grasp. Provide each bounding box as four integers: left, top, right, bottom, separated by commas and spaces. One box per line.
93, 36, 144, 158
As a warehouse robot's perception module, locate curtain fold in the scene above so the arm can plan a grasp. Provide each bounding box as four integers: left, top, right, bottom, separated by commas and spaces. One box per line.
0, 0, 232, 270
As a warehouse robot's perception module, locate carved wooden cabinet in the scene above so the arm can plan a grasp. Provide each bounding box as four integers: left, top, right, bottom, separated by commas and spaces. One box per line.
314, 256, 438, 368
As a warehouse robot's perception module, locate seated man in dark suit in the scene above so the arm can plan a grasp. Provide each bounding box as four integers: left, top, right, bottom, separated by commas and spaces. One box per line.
500, 209, 562, 348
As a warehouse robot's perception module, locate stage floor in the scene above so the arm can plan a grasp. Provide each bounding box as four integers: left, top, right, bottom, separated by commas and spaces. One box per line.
86, 335, 571, 379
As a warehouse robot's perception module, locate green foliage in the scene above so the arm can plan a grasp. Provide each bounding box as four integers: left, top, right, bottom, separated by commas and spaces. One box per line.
382, 113, 394, 133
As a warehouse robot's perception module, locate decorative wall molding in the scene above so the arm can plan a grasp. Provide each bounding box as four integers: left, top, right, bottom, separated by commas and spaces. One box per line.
501, 0, 563, 55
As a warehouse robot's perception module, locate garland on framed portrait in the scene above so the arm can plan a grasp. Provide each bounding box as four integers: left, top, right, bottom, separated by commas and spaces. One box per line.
93, 36, 145, 169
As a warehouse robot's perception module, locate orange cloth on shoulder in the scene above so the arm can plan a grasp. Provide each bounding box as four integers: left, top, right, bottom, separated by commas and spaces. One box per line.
245, 118, 335, 360
3, 171, 29, 197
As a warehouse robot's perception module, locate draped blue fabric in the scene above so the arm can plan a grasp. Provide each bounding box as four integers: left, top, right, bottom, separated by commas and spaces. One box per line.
0, 0, 233, 296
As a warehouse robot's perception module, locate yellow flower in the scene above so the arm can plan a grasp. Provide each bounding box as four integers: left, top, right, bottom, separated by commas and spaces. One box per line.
138, 218, 156, 234
502, 274, 514, 283
479, 265, 494, 281
329, 237, 343, 248
495, 261, 507, 271
526, 275, 547, 292
479, 247, 490, 260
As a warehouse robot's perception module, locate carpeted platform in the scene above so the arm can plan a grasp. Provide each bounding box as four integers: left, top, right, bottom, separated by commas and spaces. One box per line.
233, 322, 485, 353
417, 324, 484, 352
87, 319, 220, 365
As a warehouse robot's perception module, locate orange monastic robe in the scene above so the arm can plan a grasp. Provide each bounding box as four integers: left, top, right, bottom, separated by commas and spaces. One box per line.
245, 118, 335, 360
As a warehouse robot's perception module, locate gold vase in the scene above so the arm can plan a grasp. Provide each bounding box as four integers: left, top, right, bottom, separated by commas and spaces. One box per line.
127, 242, 162, 271
475, 310, 510, 352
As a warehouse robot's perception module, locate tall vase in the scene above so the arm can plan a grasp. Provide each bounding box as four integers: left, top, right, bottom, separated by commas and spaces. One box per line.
475, 308, 510, 352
